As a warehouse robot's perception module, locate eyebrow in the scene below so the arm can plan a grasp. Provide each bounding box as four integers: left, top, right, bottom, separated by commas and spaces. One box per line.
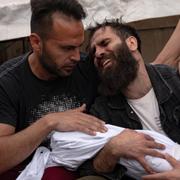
90, 38, 110, 49
59, 41, 84, 49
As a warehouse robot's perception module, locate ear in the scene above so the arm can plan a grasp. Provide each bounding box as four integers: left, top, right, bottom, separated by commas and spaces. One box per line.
29, 33, 42, 52
125, 36, 138, 52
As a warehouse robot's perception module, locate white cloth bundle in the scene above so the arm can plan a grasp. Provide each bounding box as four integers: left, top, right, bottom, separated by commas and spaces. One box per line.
16, 147, 50, 180
17, 124, 180, 180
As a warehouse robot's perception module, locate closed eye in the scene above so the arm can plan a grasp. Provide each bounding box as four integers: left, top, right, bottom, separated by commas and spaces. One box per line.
100, 39, 109, 47
62, 46, 76, 51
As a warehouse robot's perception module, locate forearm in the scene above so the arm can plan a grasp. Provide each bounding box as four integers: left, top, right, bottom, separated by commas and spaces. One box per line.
93, 143, 119, 173
0, 106, 106, 174
153, 20, 180, 67
0, 116, 54, 174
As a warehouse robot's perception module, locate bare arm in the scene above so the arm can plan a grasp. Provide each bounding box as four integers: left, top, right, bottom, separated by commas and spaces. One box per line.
0, 118, 52, 174
153, 20, 180, 68
93, 129, 165, 174
0, 105, 106, 174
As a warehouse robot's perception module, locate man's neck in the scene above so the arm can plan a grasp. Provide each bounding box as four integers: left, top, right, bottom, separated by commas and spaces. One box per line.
123, 63, 152, 99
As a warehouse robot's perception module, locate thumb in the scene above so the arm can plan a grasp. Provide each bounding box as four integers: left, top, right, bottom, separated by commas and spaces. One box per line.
75, 104, 86, 112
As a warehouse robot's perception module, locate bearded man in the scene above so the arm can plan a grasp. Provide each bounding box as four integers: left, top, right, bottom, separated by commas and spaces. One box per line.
78, 20, 180, 180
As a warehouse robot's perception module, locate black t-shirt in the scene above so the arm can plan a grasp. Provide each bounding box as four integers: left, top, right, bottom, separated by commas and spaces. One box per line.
0, 52, 98, 133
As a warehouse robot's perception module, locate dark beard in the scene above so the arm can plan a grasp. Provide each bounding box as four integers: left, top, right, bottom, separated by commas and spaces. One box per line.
39, 54, 58, 77
98, 42, 138, 96
39, 45, 63, 77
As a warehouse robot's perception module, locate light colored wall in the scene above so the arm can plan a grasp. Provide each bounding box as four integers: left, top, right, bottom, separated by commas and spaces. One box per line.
0, 15, 179, 64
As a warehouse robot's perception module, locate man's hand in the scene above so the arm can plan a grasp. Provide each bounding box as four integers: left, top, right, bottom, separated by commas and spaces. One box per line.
94, 129, 165, 173
43, 104, 107, 135
142, 154, 180, 180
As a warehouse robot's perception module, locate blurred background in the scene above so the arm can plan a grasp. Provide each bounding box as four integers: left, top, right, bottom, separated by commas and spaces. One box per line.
0, 0, 179, 64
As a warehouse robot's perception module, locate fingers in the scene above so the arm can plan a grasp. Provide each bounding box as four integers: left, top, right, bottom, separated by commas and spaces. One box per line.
77, 117, 107, 135
138, 157, 155, 174
75, 123, 105, 136
71, 113, 108, 135
77, 127, 97, 136
154, 142, 165, 150
147, 149, 165, 160
73, 105, 108, 133
142, 134, 166, 160
140, 141, 165, 160
53, 109, 108, 134
147, 140, 165, 150
75, 104, 86, 112
77, 112, 104, 124
66, 108, 108, 134
143, 134, 155, 141
165, 153, 178, 167
143, 134, 165, 150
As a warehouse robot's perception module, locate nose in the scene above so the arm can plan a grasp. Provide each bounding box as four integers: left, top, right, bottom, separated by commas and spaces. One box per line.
93, 46, 106, 67
71, 48, 80, 62
95, 46, 105, 59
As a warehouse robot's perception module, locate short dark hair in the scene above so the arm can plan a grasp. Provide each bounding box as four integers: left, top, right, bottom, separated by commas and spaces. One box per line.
88, 19, 142, 53
30, 0, 86, 38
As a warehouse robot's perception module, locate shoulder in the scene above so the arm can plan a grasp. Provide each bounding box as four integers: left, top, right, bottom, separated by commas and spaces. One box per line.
149, 64, 180, 93
0, 53, 29, 79
0, 53, 29, 92
147, 64, 180, 80
151, 64, 178, 78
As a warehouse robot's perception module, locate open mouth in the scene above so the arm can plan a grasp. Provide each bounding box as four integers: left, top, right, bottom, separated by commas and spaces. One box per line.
99, 59, 112, 70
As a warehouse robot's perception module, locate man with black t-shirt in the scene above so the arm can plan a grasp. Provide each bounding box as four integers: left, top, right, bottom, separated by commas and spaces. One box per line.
0, 0, 107, 179
0, 1, 174, 180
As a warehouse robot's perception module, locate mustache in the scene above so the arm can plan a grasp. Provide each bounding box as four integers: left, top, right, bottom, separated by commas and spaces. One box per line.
102, 53, 115, 59
99, 52, 117, 61
96, 53, 116, 67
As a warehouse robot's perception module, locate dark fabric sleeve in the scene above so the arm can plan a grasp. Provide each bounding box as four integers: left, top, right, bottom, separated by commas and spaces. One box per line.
78, 97, 127, 180
78, 53, 99, 111
0, 83, 17, 127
